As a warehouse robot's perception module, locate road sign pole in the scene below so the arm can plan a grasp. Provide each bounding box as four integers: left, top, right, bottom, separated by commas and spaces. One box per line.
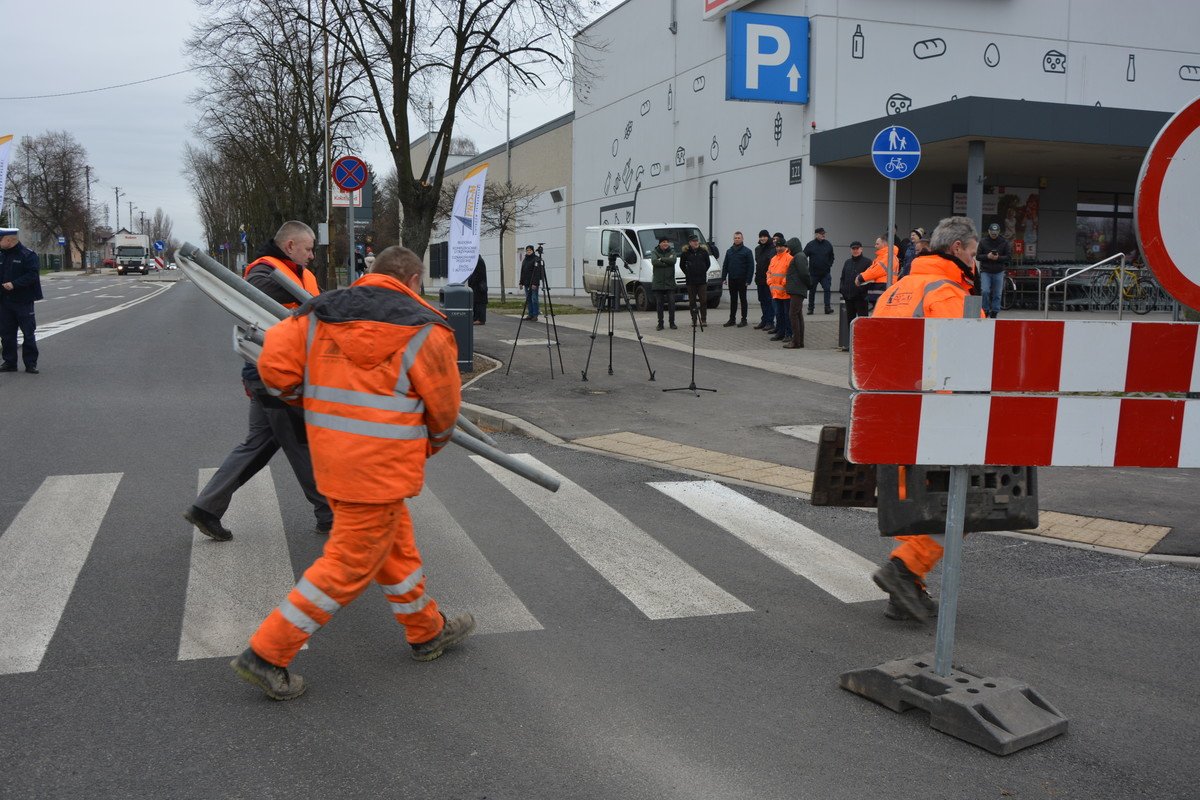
347, 201, 354, 288
886, 179, 897, 286
933, 465, 969, 677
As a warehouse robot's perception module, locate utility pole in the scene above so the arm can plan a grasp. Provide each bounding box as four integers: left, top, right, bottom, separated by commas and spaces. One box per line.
84, 165, 92, 273
140, 210, 147, 236
115, 187, 123, 229
322, 0, 333, 286
128, 201, 135, 231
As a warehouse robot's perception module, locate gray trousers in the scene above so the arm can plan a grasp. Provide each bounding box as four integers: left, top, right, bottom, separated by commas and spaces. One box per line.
194, 391, 332, 527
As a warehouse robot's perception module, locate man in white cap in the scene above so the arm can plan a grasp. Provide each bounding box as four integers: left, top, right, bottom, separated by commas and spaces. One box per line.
0, 227, 44, 374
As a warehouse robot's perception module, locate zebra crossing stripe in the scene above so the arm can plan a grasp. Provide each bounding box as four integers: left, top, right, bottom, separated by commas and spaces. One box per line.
0, 473, 123, 675
471, 454, 751, 620
409, 489, 543, 635
177, 468, 298, 660
650, 481, 885, 604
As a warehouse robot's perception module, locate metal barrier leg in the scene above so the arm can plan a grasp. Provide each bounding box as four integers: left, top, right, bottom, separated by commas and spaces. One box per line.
934, 465, 968, 677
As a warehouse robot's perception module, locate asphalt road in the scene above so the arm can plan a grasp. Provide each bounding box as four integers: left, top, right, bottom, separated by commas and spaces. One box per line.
0, 279, 1197, 798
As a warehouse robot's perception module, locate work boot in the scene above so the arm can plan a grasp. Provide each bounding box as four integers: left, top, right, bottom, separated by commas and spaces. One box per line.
669, 322, 678, 330
656, 322, 664, 331
411, 612, 476, 662
723, 319, 736, 327
872, 557, 929, 622
0, 364, 15, 372
25, 366, 39, 374
230, 648, 306, 701
184, 506, 232, 542
884, 582, 939, 620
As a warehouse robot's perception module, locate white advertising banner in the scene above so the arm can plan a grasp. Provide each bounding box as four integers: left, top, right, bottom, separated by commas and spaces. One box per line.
447, 163, 488, 283
0, 135, 13, 213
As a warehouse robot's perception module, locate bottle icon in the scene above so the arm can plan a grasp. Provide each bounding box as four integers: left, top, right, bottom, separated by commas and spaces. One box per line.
852, 25, 865, 59
1126, 54, 1136, 82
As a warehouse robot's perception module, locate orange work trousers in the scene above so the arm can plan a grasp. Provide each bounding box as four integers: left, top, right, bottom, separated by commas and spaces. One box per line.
890, 535, 945, 580
249, 497, 443, 667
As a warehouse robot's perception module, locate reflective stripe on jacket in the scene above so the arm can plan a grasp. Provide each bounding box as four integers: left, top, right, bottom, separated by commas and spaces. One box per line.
872, 253, 977, 319
257, 273, 461, 503
245, 256, 321, 308
767, 251, 791, 300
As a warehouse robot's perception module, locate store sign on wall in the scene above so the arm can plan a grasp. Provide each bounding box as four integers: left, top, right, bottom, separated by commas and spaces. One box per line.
704, 0, 757, 20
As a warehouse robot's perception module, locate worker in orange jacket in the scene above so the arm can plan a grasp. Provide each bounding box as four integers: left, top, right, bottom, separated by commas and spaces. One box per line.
857, 236, 902, 285
231, 245, 474, 700
765, 233, 793, 342
868, 215, 981, 622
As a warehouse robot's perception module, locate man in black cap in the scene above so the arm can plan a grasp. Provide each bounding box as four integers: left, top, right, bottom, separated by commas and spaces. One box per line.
838, 241, 872, 333
752, 229, 776, 330
679, 232, 713, 329
802, 227, 835, 315
979, 222, 1010, 318
0, 227, 44, 374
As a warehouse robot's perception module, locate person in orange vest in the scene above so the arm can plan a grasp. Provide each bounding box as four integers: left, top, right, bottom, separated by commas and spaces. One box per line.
231, 245, 474, 700
766, 233, 793, 342
184, 221, 332, 541
868, 215, 981, 622
854, 236, 902, 310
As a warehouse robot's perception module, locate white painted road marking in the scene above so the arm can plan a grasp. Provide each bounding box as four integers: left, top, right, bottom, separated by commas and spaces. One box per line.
410, 488, 543, 635
34, 283, 172, 340
472, 454, 752, 619
650, 481, 885, 603
773, 424, 831, 444
0, 474, 123, 675
178, 468, 298, 660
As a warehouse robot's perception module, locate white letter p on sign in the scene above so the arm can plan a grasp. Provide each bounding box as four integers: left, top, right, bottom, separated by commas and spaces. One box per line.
745, 24, 790, 90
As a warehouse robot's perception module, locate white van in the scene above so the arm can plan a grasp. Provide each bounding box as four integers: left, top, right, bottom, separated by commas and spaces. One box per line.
582, 223, 723, 311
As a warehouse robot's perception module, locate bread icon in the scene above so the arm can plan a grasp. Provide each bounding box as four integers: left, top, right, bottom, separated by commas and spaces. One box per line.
1043, 49, 1067, 74
1180, 65, 1200, 81
913, 38, 947, 60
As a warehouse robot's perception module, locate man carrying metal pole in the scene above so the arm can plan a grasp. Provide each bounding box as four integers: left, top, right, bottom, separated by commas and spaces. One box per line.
231, 245, 474, 700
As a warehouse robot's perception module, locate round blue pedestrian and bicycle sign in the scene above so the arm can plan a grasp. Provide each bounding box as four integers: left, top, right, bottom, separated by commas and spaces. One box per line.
871, 125, 921, 179
332, 155, 368, 192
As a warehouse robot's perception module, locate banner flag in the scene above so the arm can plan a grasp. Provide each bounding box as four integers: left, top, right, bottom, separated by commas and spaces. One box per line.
0, 135, 13, 216
447, 163, 488, 283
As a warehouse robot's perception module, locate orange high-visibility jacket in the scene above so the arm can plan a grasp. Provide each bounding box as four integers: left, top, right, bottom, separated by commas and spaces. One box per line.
257, 273, 461, 504
767, 250, 792, 300
859, 244, 901, 284
872, 252, 978, 319
244, 256, 321, 307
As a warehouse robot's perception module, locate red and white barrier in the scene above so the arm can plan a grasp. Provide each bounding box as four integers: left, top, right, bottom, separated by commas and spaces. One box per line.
851, 318, 1200, 394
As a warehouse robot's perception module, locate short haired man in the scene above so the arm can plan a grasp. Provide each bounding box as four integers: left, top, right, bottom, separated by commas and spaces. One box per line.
0, 227, 43, 374
870, 215, 981, 622
752, 229, 777, 331
979, 222, 1011, 318
518, 244, 542, 322
838, 240, 872, 330
232, 245, 474, 700
721, 231, 755, 327
679, 233, 712, 329
649, 235, 678, 331
184, 221, 333, 541
802, 227, 835, 315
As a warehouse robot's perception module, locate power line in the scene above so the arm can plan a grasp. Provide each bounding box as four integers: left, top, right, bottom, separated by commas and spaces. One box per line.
1, 68, 198, 101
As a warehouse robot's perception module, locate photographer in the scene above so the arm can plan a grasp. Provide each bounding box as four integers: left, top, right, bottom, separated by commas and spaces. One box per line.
979, 222, 1010, 319
519, 244, 544, 322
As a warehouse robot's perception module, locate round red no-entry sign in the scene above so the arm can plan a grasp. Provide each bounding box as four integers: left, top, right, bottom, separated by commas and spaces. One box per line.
1135, 96, 1200, 310
332, 155, 368, 192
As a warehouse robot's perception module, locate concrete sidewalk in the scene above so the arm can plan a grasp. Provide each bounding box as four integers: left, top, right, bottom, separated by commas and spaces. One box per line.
459, 294, 1198, 562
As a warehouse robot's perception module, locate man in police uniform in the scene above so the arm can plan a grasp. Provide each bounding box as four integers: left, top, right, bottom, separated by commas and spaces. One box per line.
0, 227, 44, 374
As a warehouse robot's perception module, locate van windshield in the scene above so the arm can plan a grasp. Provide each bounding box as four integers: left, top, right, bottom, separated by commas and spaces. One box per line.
637, 227, 706, 258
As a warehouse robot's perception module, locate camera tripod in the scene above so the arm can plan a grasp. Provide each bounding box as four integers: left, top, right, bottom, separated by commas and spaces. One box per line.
581, 259, 655, 382
663, 290, 716, 396
505, 253, 565, 378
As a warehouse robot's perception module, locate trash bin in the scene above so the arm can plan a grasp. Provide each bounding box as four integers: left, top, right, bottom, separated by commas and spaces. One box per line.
441, 283, 474, 373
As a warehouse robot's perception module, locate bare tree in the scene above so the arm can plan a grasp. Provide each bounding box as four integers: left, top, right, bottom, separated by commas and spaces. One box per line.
449, 136, 478, 156
316, 0, 601, 262
148, 208, 174, 248
8, 131, 90, 270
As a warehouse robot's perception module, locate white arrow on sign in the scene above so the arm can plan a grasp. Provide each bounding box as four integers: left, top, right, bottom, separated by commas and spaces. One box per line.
787, 64, 802, 92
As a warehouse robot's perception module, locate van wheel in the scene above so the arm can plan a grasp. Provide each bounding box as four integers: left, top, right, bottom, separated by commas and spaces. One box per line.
634, 285, 652, 312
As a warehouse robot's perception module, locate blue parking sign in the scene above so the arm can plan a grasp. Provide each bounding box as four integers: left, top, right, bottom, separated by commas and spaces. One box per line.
871, 125, 921, 180
726, 11, 810, 104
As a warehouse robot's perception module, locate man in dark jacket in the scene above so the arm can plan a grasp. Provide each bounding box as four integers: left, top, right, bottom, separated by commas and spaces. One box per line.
679, 233, 712, 329
184, 221, 333, 542
802, 227, 835, 315
518, 244, 542, 322
783, 237, 810, 349
752, 229, 776, 331
838, 241, 872, 331
978, 222, 1011, 318
650, 236, 678, 331
0, 227, 43, 374
467, 256, 488, 325
721, 231, 755, 327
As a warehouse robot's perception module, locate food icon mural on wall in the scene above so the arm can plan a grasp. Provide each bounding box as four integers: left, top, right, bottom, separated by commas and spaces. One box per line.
640, 100, 651, 116
1043, 50, 1066, 74
611, 139, 619, 157
913, 38, 946, 59
710, 137, 719, 161
635, 165, 644, 184
1179, 65, 1200, 81
667, 84, 674, 110
675, 147, 686, 167
774, 112, 783, 145
851, 24, 864, 59
693, 76, 706, 93
1126, 55, 1136, 82
624, 121, 633, 139
739, 127, 752, 156
983, 43, 1000, 68
650, 162, 662, 177
603, 171, 612, 196
886, 93, 913, 115
620, 159, 633, 191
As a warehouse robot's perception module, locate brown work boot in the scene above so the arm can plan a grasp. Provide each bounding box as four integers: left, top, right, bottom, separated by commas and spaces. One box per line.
872, 558, 929, 622
230, 648, 306, 701
411, 612, 476, 662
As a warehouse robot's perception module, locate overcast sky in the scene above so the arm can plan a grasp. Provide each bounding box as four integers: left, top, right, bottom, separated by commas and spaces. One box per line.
6, 0, 620, 248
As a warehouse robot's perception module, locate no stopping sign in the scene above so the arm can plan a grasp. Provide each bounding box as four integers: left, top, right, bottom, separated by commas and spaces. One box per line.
1135, 96, 1200, 310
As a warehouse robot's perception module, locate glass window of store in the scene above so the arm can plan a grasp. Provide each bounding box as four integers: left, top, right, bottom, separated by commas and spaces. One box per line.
1075, 192, 1135, 262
